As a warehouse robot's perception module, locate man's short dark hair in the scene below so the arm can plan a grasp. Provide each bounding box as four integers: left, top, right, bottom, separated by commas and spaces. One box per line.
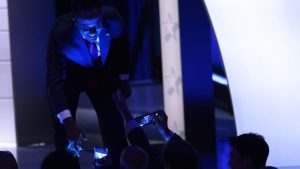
162, 140, 198, 169
71, 0, 103, 16
230, 133, 269, 168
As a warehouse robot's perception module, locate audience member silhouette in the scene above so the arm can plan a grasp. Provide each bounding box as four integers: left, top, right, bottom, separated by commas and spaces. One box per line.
120, 145, 149, 169
162, 140, 198, 169
263, 166, 278, 169
40, 150, 80, 169
0, 151, 18, 169
229, 133, 269, 169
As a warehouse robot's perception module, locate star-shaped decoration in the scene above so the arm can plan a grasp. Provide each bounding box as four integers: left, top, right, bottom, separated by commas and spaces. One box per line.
162, 13, 179, 42
164, 67, 182, 96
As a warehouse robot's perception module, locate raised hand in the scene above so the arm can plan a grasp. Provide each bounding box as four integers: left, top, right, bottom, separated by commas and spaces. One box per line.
153, 110, 172, 136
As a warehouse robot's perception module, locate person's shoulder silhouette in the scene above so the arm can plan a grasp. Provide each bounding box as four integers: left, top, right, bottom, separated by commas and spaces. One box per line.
0, 151, 18, 169
41, 150, 80, 169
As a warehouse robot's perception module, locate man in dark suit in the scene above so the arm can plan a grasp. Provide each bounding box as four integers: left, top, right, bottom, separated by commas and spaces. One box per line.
46, 0, 130, 168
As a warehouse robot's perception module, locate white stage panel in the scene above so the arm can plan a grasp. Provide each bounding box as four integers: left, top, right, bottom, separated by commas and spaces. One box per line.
205, 1, 300, 167
159, 0, 185, 138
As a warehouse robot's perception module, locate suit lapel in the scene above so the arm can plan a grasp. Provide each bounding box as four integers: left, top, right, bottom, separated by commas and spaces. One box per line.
62, 26, 111, 67
74, 29, 94, 66
99, 29, 111, 64
62, 28, 94, 67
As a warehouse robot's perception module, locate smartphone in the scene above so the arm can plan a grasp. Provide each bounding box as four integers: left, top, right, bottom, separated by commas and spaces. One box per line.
94, 147, 111, 168
135, 112, 159, 126
94, 147, 108, 160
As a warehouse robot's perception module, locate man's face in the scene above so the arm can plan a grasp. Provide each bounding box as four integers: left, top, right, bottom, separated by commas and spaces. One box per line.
75, 8, 102, 42
229, 147, 249, 169
76, 17, 102, 42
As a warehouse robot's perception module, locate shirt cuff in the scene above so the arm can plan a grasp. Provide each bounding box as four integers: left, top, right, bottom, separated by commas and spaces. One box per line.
57, 110, 72, 124
125, 119, 139, 135
119, 74, 129, 80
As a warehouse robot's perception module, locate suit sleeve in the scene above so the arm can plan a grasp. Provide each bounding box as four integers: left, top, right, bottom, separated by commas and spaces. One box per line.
46, 26, 69, 116
110, 32, 131, 79
102, 6, 131, 80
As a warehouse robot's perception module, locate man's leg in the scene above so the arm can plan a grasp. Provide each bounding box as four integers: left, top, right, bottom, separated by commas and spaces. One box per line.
86, 89, 128, 169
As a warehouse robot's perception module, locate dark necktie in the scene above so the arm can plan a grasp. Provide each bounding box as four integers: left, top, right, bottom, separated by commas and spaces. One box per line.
88, 42, 102, 66
88, 42, 98, 61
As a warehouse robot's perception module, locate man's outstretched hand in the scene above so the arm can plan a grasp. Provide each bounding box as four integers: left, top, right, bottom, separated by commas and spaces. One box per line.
63, 117, 87, 157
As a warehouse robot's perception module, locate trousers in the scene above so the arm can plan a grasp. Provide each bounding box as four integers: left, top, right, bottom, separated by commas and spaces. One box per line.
51, 65, 127, 169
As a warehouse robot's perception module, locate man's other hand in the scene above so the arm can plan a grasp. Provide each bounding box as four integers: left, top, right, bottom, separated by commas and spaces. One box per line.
119, 80, 132, 99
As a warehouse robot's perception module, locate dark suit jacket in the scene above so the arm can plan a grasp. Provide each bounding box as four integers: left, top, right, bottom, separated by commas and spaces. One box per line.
46, 6, 130, 115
